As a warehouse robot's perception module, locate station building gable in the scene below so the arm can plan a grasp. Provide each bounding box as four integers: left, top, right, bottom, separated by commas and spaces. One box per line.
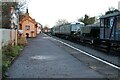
19, 9, 37, 38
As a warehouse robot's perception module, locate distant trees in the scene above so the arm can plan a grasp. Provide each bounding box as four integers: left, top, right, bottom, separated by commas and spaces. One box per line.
42, 24, 50, 32
77, 7, 120, 26
44, 24, 49, 29
77, 14, 95, 26
55, 19, 69, 26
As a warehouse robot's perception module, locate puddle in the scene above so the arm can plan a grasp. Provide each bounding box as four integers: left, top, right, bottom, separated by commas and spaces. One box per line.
43, 37, 50, 39
31, 55, 56, 60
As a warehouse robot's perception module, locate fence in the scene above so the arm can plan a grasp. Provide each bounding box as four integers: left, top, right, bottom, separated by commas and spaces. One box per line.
0, 29, 15, 50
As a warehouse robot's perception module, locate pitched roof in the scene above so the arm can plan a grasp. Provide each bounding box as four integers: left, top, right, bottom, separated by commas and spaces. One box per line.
19, 9, 37, 24
100, 12, 120, 19
19, 14, 37, 24
19, 15, 25, 21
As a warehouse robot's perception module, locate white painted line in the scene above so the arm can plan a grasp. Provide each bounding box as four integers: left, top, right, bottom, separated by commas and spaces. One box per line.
52, 37, 120, 70
43, 33, 48, 36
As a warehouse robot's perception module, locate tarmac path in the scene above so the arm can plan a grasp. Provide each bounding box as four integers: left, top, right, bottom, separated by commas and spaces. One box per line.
7, 33, 105, 78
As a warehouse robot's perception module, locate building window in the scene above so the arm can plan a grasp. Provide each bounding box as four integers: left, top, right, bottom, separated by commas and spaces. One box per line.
26, 25, 30, 30
19, 24, 22, 30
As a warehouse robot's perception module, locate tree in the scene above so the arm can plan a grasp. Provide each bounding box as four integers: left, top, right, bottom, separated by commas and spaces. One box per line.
88, 17, 95, 24
42, 24, 49, 32
55, 19, 69, 26
2, 0, 29, 29
78, 14, 95, 26
17, 0, 30, 14
105, 7, 120, 15
2, 2, 18, 29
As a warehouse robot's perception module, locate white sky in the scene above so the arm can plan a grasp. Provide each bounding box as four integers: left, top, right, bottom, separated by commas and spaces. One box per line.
28, 0, 120, 28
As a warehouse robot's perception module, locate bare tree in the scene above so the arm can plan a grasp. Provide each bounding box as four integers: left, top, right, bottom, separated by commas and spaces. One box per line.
17, 0, 30, 14
55, 19, 69, 26
105, 7, 119, 15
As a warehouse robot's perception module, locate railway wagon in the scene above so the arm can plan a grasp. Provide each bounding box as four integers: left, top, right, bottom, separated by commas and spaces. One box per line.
51, 13, 120, 52
53, 22, 84, 39
78, 24, 100, 44
99, 12, 120, 51
51, 22, 100, 43
53, 25, 60, 36
51, 27, 56, 36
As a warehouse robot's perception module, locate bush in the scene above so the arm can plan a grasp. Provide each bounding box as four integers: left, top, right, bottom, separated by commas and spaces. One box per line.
2, 60, 10, 76
18, 35, 28, 46
2, 44, 24, 78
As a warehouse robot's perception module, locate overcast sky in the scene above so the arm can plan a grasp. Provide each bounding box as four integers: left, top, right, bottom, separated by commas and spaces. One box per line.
28, 0, 120, 28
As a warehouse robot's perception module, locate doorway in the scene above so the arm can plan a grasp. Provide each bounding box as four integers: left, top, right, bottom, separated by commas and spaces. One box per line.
26, 33, 29, 38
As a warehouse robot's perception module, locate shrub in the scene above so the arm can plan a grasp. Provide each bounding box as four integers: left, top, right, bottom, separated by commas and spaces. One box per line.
2, 44, 24, 78
18, 35, 28, 46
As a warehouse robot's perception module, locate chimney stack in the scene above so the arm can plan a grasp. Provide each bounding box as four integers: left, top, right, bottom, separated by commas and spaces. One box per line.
25, 9, 29, 18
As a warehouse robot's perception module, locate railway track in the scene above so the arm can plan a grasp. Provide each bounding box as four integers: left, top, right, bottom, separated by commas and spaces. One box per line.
52, 37, 120, 70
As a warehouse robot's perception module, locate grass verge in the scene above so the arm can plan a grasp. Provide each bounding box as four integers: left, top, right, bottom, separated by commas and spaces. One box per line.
2, 44, 24, 79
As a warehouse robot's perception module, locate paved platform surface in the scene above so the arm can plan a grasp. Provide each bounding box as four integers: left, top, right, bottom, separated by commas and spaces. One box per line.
7, 33, 105, 78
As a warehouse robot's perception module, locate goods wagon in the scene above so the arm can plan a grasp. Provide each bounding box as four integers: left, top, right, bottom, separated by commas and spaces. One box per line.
99, 12, 120, 51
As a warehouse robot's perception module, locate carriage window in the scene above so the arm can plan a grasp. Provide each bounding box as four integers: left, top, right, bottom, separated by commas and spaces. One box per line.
102, 19, 110, 28
100, 19, 104, 28
26, 26, 30, 30
106, 19, 110, 28
109, 17, 114, 28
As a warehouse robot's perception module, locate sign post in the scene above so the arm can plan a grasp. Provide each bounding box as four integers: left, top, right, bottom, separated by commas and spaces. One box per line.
10, 6, 19, 46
